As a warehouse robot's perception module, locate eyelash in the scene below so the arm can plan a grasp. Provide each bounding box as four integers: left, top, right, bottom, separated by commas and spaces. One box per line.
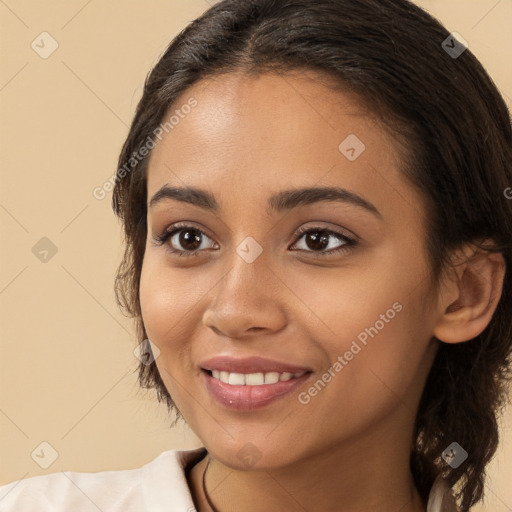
153, 223, 357, 258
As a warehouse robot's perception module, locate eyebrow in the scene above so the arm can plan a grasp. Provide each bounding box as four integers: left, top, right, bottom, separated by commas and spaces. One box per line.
148, 184, 382, 219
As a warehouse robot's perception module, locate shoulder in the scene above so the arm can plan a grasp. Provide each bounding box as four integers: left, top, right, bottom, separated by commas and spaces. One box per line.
0, 447, 207, 512
0, 464, 145, 512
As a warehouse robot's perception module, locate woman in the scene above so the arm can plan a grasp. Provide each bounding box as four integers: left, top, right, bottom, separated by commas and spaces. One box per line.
1, 0, 510, 510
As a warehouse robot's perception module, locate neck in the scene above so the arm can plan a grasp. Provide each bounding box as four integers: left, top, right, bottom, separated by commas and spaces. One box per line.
188, 418, 427, 512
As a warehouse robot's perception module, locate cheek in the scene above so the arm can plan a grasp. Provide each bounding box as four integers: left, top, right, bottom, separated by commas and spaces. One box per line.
290, 246, 433, 416
139, 256, 202, 411
281, 238, 425, 349
139, 260, 176, 342
292, 298, 432, 453
139, 258, 196, 387
139, 252, 206, 341
138, 251, 227, 387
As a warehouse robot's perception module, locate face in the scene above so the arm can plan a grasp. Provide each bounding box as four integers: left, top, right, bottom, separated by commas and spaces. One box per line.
140, 70, 440, 470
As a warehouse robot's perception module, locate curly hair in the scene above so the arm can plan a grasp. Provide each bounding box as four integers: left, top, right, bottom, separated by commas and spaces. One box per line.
111, 1, 512, 510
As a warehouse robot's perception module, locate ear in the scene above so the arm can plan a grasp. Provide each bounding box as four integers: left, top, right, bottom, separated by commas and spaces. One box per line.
433, 243, 506, 344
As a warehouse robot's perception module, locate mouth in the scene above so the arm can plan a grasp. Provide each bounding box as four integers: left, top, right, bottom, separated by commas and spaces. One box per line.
202, 368, 309, 385
200, 368, 313, 410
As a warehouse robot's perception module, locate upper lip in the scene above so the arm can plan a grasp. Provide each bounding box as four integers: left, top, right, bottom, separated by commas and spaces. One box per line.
200, 356, 312, 374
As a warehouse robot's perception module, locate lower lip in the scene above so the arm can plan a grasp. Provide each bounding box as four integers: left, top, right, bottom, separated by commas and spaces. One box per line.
201, 369, 312, 411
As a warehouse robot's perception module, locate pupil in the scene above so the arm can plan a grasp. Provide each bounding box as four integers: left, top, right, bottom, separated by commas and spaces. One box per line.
180, 229, 202, 250
307, 231, 329, 251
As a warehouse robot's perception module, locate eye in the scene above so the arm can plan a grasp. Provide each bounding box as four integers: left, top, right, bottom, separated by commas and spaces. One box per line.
153, 223, 357, 258
290, 226, 357, 256
153, 223, 217, 257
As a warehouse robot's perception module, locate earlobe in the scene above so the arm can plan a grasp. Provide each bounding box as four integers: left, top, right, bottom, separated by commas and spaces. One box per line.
433, 245, 506, 344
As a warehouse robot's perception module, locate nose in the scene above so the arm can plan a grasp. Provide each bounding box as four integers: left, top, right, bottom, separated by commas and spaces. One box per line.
202, 249, 288, 340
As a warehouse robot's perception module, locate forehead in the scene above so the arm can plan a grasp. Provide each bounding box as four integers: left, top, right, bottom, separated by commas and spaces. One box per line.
148, 70, 383, 170
145, 70, 424, 223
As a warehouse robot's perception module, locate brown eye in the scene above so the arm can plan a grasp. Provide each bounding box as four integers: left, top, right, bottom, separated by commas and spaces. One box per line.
290, 226, 356, 256
154, 224, 218, 257
168, 227, 217, 254
303, 231, 331, 251
175, 228, 203, 251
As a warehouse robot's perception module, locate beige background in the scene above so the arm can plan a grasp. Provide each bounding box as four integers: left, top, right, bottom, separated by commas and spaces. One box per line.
0, 1, 510, 510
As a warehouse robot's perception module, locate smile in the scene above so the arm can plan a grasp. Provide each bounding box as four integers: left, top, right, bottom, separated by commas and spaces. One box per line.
201, 369, 312, 410
208, 369, 308, 386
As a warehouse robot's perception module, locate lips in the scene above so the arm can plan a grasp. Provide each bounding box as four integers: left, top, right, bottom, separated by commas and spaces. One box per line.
198, 355, 313, 410
201, 369, 312, 410
199, 355, 312, 374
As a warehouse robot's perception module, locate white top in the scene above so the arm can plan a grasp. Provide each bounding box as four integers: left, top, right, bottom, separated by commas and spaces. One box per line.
0, 446, 458, 511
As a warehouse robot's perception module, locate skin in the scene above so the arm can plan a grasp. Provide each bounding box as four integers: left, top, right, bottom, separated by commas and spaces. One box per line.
139, 70, 505, 512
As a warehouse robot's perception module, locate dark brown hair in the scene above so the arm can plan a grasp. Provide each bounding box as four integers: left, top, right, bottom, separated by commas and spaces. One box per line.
112, 1, 512, 510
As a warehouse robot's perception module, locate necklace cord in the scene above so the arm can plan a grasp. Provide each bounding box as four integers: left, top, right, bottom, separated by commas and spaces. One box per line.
201, 454, 219, 512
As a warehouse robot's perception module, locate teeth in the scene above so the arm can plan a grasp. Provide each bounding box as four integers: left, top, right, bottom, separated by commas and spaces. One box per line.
264, 372, 280, 384
228, 372, 245, 385
210, 370, 305, 385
